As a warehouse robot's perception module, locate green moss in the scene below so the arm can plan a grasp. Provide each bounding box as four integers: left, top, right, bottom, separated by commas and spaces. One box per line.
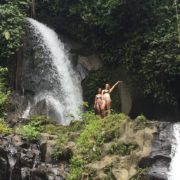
67, 113, 129, 179
135, 114, 147, 122
52, 133, 69, 160
103, 165, 116, 180
134, 115, 152, 131
0, 119, 12, 135
130, 168, 148, 180
67, 156, 85, 180
108, 142, 138, 156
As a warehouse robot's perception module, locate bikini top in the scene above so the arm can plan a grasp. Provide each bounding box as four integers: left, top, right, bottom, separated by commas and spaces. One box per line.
103, 90, 110, 94
96, 94, 102, 99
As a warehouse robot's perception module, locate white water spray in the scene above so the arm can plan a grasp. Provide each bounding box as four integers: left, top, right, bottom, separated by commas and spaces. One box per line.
22, 102, 31, 119
168, 123, 180, 180
23, 18, 83, 125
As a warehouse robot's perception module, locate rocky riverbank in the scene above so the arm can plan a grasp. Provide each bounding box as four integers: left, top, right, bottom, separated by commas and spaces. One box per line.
1, 113, 172, 180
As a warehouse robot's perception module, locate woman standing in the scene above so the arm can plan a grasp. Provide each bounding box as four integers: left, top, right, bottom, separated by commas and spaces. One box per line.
101, 81, 123, 116
94, 88, 103, 117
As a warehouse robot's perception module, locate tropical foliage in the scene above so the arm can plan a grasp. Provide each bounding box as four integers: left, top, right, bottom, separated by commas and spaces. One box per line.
36, 0, 180, 104
0, 0, 29, 59
0, 67, 9, 117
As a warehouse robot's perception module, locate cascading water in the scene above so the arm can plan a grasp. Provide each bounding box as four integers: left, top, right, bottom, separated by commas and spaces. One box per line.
22, 18, 83, 125
168, 123, 180, 180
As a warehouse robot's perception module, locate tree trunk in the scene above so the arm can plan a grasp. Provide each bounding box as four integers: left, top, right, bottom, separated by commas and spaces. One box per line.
32, 0, 35, 18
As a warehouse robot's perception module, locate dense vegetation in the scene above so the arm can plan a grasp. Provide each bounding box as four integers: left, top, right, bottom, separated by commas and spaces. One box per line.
0, 0, 30, 133
36, 0, 180, 105
0, 0, 179, 107
0, 0, 30, 59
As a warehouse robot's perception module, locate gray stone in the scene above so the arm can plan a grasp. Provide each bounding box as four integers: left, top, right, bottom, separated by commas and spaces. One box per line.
142, 122, 173, 180
40, 140, 56, 163
30, 99, 48, 117
78, 54, 102, 71
12, 135, 23, 147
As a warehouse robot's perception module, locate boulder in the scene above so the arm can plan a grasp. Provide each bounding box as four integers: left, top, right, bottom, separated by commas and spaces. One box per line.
12, 135, 23, 147
30, 99, 48, 117
0, 148, 9, 180
40, 140, 56, 163
78, 55, 102, 71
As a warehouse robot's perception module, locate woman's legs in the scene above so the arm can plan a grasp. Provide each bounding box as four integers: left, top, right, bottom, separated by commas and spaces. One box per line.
95, 104, 101, 115
101, 100, 106, 118
106, 101, 111, 115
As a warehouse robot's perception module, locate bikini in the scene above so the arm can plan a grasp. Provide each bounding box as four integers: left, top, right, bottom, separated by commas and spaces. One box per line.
96, 94, 102, 106
96, 95, 102, 100
103, 90, 110, 103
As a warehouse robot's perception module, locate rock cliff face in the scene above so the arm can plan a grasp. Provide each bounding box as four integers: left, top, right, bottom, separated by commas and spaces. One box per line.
0, 134, 67, 180
147, 122, 172, 180
0, 115, 168, 180
84, 119, 157, 180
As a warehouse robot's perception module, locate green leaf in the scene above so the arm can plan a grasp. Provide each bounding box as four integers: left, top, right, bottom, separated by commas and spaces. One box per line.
3, 31, 10, 40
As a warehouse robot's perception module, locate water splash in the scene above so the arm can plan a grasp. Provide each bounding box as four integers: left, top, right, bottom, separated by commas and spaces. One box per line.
22, 101, 31, 119
168, 123, 180, 180
22, 18, 83, 125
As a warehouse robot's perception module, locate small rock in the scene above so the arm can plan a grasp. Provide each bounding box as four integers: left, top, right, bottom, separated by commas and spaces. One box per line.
12, 135, 23, 147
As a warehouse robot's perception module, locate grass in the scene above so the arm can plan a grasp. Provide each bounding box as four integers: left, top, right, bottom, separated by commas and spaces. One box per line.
67, 113, 129, 180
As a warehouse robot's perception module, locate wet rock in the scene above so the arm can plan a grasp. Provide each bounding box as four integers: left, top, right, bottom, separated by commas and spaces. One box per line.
40, 133, 58, 163
21, 150, 35, 168
0, 148, 9, 180
40, 140, 56, 163
32, 165, 64, 180
145, 122, 172, 180
30, 99, 48, 117
59, 142, 74, 161
21, 167, 31, 180
32, 167, 49, 180
0, 133, 65, 180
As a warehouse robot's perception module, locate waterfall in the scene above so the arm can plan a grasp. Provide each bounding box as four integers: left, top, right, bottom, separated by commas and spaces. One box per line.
22, 18, 83, 125
22, 101, 31, 119
168, 123, 180, 180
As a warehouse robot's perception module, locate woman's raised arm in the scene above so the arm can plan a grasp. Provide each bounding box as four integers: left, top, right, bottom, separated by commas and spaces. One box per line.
109, 81, 123, 93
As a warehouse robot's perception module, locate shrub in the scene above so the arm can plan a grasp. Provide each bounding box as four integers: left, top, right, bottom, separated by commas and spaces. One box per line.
0, 67, 9, 118
108, 143, 138, 156
52, 133, 69, 160
136, 114, 147, 122
0, 119, 12, 135
16, 115, 47, 141
17, 123, 41, 141
67, 156, 85, 180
